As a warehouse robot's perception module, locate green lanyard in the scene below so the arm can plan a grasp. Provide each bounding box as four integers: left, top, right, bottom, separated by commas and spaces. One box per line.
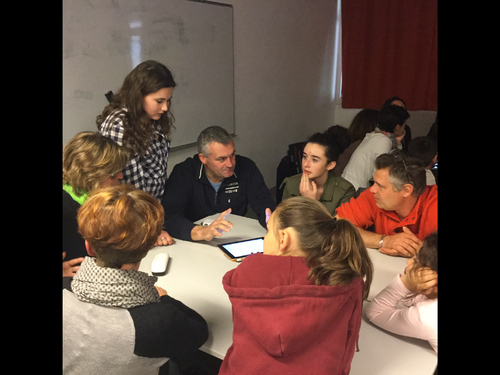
63, 183, 88, 205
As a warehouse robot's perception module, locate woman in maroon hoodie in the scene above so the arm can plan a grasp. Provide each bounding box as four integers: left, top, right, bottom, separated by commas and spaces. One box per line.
220, 196, 373, 375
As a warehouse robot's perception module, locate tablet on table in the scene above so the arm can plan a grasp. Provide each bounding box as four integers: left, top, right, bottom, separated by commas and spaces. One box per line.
217, 237, 264, 262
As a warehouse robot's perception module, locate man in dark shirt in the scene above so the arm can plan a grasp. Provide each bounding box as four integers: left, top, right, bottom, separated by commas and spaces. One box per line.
162, 126, 276, 241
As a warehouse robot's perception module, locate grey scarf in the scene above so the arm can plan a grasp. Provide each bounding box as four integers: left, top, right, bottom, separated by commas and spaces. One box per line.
72, 257, 160, 309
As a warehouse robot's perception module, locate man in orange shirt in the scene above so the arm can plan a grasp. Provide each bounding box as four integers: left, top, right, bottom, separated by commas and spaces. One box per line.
335, 151, 437, 257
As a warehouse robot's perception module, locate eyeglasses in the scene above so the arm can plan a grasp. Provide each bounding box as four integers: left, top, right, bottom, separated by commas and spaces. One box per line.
398, 154, 414, 187
401, 157, 415, 186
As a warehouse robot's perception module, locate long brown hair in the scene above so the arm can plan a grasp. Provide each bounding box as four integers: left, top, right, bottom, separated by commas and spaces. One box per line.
96, 60, 176, 156
347, 108, 379, 142
274, 197, 373, 300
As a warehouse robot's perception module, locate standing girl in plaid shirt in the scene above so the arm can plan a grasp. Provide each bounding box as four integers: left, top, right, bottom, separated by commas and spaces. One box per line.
97, 60, 176, 246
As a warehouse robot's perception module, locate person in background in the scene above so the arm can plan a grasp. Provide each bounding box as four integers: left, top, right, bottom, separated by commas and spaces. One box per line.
219, 196, 373, 374
63, 131, 130, 276
63, 184, 208, 374
381, 96, 406, 109
334, 109, 379, 176
427, 111, 438, 144
342, 105, 409, 191
381, 96, 412, 151
335, 150, 437, 258
162, 126, 276, 242
97, 61, 176, 204
325, 124, 351, 156
281, 131, 355, 215
366, 231, 438, 353
408, 137, 438, 185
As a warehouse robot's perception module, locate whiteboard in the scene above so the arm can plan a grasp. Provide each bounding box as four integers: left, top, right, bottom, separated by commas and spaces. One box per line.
63, 0, 234, 148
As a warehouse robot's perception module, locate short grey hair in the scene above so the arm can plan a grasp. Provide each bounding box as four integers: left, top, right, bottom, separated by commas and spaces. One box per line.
374, 150, 426, 197
197, 126, 233, 156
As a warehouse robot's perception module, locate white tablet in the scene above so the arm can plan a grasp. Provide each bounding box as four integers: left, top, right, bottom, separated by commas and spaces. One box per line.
218, 237, 264, 262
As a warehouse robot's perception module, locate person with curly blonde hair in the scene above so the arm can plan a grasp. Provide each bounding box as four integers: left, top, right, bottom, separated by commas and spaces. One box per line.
63, 131, 130, 197
76, 184, 165, 268
63, 131, 130, 274
63, 184, 208, 374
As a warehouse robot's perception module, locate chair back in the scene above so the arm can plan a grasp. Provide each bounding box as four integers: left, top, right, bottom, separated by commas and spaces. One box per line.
275, 141, 307, 203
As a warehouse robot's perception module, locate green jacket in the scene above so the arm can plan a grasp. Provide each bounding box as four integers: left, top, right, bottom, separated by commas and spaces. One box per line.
281, 171, 355, 215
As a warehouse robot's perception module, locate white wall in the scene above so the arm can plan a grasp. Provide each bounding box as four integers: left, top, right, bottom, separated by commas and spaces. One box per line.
167, 0, 340, 188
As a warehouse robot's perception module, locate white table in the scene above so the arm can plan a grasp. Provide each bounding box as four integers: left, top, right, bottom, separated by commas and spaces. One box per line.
139, 213, 266, 359
139, 214, 437, 373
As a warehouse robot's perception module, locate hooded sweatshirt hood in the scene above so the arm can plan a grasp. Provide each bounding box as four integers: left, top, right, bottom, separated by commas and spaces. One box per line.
220, 253, 363, 375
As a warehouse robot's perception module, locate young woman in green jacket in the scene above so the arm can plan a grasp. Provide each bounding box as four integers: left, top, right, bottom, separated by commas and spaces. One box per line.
281, 131, 355, 215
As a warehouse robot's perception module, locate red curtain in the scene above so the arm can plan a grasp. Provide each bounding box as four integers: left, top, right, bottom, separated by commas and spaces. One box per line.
341, 0, 437, 111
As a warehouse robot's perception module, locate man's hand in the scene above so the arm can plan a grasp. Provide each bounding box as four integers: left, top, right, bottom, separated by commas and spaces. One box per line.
191, 209, 233, 241
154, 230, 175, 247
299, 173, 320, 200
379, 226, 422, 257
63, 252, 84, 277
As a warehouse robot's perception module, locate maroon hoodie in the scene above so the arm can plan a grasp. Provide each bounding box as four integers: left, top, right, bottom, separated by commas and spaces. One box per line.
219, 253, 364, 375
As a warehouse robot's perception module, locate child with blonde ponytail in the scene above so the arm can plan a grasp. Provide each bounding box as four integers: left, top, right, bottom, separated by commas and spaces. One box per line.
220, 196, 373, 375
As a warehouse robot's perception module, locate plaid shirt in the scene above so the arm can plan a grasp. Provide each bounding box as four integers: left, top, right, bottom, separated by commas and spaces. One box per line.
99, 108, 170, 201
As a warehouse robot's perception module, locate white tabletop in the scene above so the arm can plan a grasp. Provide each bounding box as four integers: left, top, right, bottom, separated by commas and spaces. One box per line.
139, 214, 437, 373
139, 213, 266, 359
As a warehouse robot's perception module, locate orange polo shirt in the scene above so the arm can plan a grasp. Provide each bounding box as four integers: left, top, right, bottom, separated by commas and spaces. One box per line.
335, 185, 437, 241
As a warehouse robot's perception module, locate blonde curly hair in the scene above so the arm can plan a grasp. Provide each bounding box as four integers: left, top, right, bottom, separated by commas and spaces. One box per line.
63, 132, 130, 196
77, 184, 164, 268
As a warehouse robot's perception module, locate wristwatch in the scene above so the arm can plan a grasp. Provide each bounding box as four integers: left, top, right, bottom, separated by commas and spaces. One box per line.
378, 234, 386, 249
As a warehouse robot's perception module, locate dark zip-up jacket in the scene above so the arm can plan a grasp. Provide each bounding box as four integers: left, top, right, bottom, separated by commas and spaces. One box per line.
161, 154, 276, 241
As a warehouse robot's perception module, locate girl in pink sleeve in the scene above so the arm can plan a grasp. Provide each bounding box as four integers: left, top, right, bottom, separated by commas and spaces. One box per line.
366, 232, 438, 352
